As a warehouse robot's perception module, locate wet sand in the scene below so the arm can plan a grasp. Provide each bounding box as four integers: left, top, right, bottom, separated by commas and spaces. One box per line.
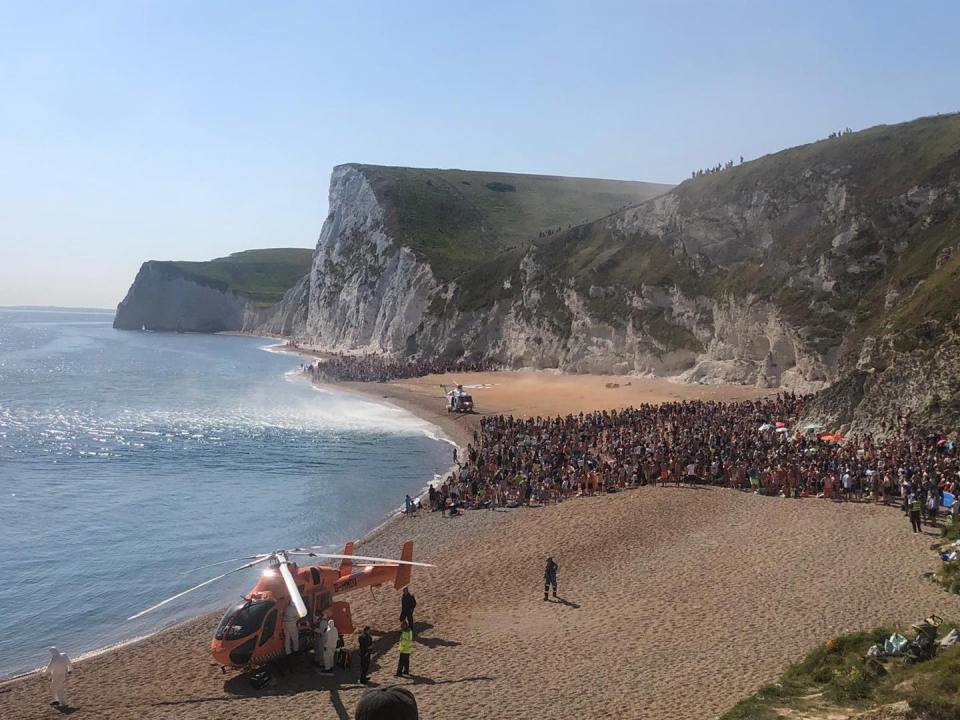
3, 372, 955, 720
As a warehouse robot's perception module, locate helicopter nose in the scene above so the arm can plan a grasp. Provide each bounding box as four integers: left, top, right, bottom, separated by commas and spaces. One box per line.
227, 637, 257, 666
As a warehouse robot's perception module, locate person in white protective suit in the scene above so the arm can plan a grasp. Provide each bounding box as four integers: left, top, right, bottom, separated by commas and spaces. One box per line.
283, 600, 300, 655
44, 647, 72, 707
321, 617, 339, 674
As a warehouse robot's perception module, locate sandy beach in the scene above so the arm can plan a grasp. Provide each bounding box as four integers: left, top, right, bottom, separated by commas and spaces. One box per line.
3, 372, 955, 720
339, 370, 779, 448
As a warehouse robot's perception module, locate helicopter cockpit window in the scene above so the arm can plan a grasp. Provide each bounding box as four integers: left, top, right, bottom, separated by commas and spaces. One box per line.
215, 599, 275, 641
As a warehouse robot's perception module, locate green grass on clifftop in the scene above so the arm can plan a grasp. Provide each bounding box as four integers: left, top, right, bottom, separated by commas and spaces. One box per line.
352, 164, 672, 282
158, 248, 313, 306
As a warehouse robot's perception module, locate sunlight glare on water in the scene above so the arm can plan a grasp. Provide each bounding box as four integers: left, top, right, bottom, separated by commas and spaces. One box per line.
0, 308, 451, 677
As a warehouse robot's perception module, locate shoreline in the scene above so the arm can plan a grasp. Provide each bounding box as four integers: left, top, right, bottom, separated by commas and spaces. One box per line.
0, 344, 460, 684
7, 366, 957, 719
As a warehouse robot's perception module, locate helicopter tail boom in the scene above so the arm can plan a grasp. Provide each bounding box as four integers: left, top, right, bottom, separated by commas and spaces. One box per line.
394, 541, 414, 589
339, 542, 354, 578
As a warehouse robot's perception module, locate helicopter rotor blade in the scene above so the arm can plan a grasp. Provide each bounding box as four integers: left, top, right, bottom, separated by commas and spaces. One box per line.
277, 561, 308, 619
185, 554, 271, 574
127, 555, 272, 621
291, 550, 434, 568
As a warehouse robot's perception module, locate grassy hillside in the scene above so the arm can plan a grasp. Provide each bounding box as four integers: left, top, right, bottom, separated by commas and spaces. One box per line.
679, 113, 960, 209
352, 164, 672, 281
722, 623, 960, 720
157, 248, 314, 306
510, 114, 960, 358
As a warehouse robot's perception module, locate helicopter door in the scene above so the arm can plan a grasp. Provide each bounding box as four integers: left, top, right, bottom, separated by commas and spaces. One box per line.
327, 601, 355, 635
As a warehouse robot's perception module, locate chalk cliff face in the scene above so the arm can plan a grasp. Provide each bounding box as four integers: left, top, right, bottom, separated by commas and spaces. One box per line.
114, 262, 249, 332
269, 115, 960, 430
113, 249, 315, 334
118, 115, 960, 431
302, 166, 440, 351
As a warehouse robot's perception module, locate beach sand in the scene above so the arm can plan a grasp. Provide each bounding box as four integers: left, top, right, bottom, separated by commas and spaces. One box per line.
340, 370, 779, 447
3, 372, 955, 720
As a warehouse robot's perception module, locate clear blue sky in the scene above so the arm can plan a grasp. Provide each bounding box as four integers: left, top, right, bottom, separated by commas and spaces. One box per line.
1, 0, 958, 307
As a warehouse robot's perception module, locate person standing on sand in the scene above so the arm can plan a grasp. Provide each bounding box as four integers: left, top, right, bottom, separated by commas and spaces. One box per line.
44, 647, 72, 708
283, 599, 300, 655
400, 587, 417, 627
544, 556, 558, 600
396, 620, 413, 676
321, 617, 339, 674
358, 626, 373, 684
909, 492, 923, 533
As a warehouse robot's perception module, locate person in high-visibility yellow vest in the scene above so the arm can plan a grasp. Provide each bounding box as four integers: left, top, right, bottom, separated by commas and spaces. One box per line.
396, 620, 413, 676
909, 493, 922, 533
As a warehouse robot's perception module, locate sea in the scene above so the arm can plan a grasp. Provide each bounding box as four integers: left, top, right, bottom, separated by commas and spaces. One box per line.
0, 307, 452, 678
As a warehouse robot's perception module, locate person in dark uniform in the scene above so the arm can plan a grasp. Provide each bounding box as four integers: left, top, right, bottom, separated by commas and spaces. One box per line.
358, 626, 373, 684
544, 557, 558, 601
400, 587, 417, 627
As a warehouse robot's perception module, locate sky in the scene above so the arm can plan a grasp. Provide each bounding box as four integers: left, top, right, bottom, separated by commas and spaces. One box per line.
1, 1, 958, 308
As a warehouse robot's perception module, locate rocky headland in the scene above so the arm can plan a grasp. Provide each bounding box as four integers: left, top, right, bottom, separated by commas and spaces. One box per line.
114, 114, 960, 432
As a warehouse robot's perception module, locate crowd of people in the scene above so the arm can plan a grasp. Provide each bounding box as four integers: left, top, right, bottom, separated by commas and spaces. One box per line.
428, 394, 959, 529
302, 353, 498, 383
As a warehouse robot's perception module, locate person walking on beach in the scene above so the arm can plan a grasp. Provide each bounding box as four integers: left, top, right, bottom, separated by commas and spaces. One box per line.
400, 587, 417, 627
358, 625, 373, 684
396, 620, 413, 676
44, 647, 72, 708
909, 492, 923, 533
544, 556, 558, 601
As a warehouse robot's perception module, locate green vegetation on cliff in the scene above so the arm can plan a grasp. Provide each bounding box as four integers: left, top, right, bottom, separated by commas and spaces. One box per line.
722, 624, 960, 720
156, 248, 314, 306
352, 164, 672, 281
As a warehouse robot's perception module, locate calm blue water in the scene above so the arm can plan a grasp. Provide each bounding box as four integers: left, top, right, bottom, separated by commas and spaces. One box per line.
0, 308, 451, 677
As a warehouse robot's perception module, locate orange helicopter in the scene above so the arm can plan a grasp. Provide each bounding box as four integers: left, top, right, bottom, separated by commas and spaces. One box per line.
129, 541, 431, 670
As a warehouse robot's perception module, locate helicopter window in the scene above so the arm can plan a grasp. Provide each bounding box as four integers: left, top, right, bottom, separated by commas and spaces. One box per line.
215, 599, 275, 641
259, 609, 277, 646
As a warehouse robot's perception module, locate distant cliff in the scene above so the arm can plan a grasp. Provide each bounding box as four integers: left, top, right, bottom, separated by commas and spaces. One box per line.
113, 249, 313, 332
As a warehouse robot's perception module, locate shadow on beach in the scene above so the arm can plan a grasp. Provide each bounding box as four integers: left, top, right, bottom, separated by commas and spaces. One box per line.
218, 621, 465, 703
